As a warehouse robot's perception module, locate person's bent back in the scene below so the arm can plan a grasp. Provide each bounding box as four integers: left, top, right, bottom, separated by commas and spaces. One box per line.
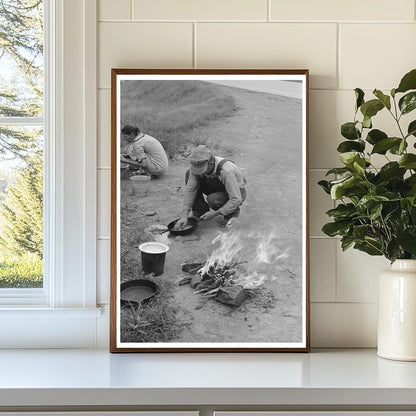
121, 125, 169, 178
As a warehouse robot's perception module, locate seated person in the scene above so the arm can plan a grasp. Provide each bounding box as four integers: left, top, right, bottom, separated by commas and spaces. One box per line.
120, 124, 169, 178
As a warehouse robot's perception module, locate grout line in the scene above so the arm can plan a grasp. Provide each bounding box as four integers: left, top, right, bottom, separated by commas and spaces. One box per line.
336, 23, 340, 90
309, 168, 335, 171
193, 22, 197, 69
333, 229, 338, 301
130, 0, 133, 20
311, 301, 378, 305
98, 167, 111, 170
98, 237, 111, 240
267, 0, 271, 22
97, 19, 415, 24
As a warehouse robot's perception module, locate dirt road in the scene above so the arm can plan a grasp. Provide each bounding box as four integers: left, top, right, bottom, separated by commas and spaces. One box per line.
120, 84, 304, 343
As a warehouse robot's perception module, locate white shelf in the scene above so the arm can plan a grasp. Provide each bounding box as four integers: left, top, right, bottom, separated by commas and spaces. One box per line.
0, 349, 415, 408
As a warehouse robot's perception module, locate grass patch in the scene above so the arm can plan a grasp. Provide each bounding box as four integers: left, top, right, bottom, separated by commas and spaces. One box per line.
245, 286, 277, 312
120, 80, 239, 158
120, 274, 190, 343
0, 252, 43, 288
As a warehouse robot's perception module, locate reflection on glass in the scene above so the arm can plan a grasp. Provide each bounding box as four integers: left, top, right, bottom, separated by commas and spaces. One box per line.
0, 0, 44, 117
0, 0, 44, 289
0, 127, 43, 288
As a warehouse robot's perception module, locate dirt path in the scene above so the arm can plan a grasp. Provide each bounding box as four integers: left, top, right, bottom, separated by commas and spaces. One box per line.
121, 85, 304, 343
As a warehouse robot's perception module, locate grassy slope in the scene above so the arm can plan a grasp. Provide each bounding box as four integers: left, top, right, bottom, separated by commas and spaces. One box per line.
120, 80, 238, 157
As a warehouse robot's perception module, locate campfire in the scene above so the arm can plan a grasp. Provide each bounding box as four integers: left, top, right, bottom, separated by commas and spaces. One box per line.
181, 229, 290, 307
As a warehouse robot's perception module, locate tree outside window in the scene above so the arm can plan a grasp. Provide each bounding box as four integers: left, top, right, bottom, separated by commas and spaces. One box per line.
0, 0, 44, 288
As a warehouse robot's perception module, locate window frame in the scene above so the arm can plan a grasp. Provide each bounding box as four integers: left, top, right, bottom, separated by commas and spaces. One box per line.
0, 0, 100, 348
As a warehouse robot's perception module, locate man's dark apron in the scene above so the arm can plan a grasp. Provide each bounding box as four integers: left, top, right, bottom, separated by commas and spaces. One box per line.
185, 159, 232, 195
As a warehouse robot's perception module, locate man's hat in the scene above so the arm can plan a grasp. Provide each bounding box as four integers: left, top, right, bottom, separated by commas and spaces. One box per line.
189, 145, 213, 175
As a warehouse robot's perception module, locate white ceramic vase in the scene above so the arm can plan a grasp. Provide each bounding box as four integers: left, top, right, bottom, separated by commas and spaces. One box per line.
378, 259, 416, 361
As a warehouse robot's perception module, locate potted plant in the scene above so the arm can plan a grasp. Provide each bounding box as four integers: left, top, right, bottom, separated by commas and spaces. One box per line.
319, 68, 416, 361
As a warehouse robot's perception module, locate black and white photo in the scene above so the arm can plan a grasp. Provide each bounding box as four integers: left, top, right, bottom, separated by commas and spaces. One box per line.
110, 69, 309, 352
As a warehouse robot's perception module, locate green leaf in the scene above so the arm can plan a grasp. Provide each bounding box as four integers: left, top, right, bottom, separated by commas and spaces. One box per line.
326, 203, 357, 220
389, 139, 408, 155
384, 138, 409, 155
369, 203, 383, 220
408, 120, 416, 138
399, 154, 416, 169
371, 137, 402, 154
398, 227, 416, 255
366, 129, 387, 145
322, 221, 351, 237
341, 122, 361, 140
325, 167, 351, 176
355, 88, 365, 110
339, 152, 361, 167
399, 92, 416, 115
341, 235, 355, 251
373, 89, 391, 110
353, 158, 366, 174
360, 99, 384, 119
354, 241, 383, 256
363, 116, 372, 129
318, 180, 331, 194
353, 224, 374, 239
337, 140, 365, 153
386, 240, 403, 262
330, 176, 358, 199
395, 69, 416, 94
357, 195, 389, 211
378, 162, 406, 181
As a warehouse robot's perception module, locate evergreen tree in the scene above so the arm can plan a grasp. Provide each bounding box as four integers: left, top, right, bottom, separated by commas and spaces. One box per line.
0, 0, 43, 161
0, 0, 44, 266
0, 154, 43, 257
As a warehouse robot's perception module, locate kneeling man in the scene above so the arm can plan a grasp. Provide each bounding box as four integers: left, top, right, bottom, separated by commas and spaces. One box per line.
177, 145, 247, 228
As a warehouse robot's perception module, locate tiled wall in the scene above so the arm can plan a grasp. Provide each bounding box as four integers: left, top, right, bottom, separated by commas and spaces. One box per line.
96, 0, 416, 347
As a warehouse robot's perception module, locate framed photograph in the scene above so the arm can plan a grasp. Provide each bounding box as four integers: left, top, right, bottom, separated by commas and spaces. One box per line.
110, 69, 309, 352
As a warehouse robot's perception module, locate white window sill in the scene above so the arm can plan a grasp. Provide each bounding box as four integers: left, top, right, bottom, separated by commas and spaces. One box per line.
0, 308, 103, 348
0, 307, 102, 316
0, 349, 415, 409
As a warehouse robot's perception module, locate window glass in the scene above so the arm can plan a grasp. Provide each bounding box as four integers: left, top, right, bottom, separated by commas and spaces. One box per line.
0, 0, 44, 289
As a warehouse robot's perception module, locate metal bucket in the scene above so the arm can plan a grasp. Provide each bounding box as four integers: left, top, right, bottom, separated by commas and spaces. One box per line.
130, 175, 150, 196
139, 242, 169, 276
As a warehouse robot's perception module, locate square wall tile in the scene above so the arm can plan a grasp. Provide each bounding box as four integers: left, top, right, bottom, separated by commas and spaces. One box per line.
98, 89, 111, 168
340, 24, 416, 90
97, 239, 110, 304
271, 0, 414, 21
309, 170, 334, 237
310, 239, 336, 302
133, 0, 268, 21
337, 244, 390, 302
99, 0, 131, 20
98, 22, 193, 89
98, 169, 111, 238
311, 303, 377, 347
196, 23, 337, 89
309, 90, 350, 169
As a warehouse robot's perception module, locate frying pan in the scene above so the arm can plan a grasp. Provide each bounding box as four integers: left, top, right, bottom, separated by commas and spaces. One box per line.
167, 217, 198, 235
120, 279, 158, 305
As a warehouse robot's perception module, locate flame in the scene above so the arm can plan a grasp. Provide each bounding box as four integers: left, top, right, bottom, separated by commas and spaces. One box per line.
200, 228, 289, 289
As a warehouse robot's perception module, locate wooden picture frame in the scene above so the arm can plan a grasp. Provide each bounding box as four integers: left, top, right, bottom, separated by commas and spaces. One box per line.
110, 69, 310, 352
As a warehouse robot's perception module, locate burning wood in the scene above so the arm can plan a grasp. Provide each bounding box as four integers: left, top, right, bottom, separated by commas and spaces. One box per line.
181, 262, 204, 274
180, 228, 290, 307
180, 260, 248, 306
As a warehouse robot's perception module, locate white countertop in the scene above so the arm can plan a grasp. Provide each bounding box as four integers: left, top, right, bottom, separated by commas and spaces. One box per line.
1, 349, 416, 407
